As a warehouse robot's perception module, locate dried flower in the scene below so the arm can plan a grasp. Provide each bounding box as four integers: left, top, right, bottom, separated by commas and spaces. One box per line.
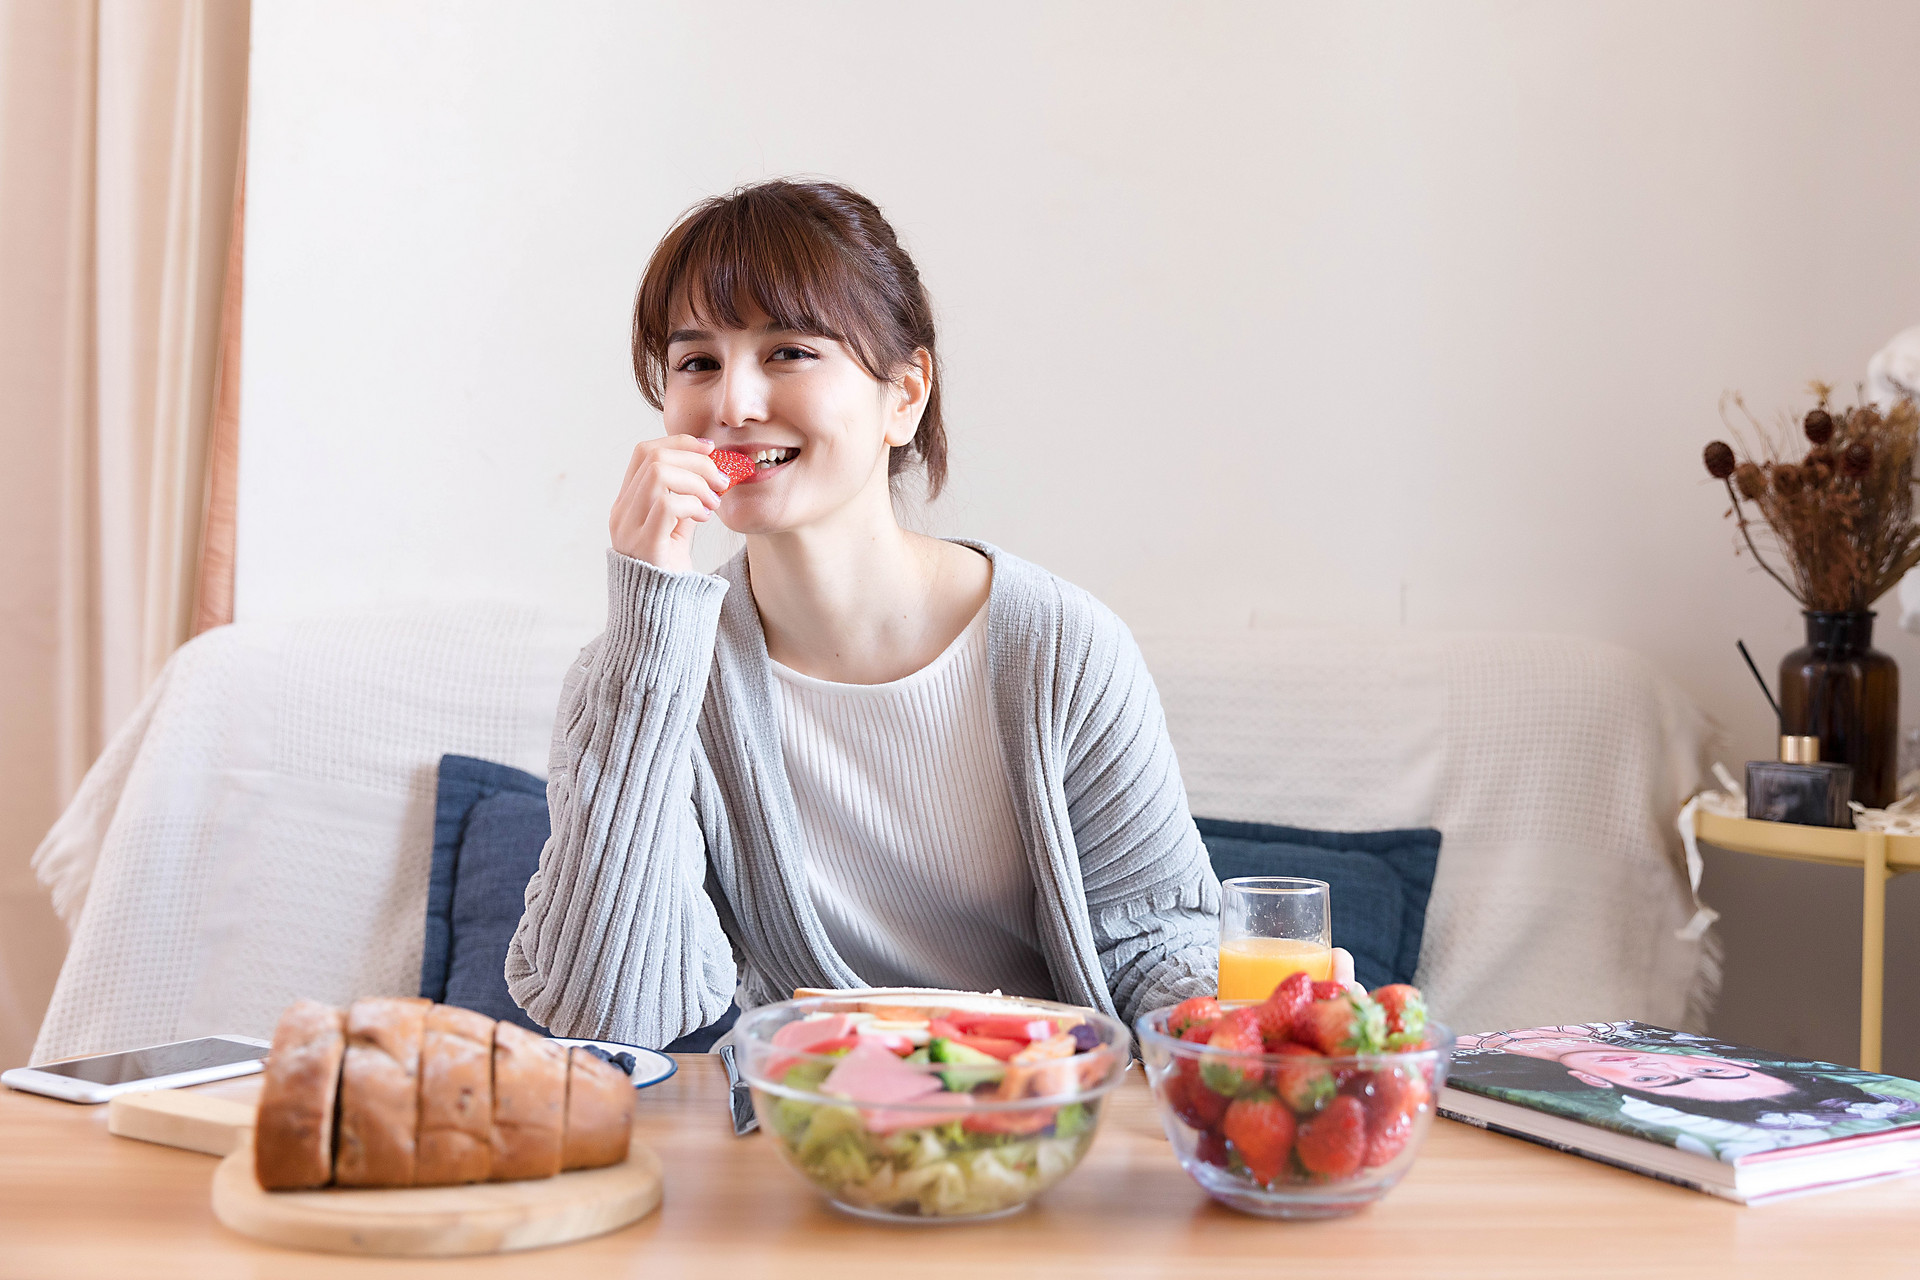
1708, 390, 1920, 611
1704, 441, 1736, 478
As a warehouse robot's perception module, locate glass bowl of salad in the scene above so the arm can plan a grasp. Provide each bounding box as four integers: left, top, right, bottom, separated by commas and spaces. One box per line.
1137, 983, 1452, 1219
735, 993, 1130, 1223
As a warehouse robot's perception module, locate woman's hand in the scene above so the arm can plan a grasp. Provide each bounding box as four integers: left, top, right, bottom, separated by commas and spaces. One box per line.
609, 436, 732, 573
1333, 947, 1362, 997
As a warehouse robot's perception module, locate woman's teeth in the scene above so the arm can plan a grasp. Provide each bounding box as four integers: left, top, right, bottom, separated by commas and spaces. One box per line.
751, 447, 799, 470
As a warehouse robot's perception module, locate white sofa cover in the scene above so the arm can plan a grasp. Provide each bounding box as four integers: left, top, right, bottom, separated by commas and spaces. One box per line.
31, 607, 1718, 1064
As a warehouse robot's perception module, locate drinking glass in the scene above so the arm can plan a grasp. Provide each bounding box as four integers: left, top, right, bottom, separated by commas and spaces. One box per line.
1217, 877, 1332, 1002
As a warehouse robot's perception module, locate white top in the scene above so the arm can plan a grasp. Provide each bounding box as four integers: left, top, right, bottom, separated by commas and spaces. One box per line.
769, 604, 1054, 997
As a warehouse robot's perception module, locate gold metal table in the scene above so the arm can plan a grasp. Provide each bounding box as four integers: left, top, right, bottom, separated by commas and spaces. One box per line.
1692, 810, 1920, 1072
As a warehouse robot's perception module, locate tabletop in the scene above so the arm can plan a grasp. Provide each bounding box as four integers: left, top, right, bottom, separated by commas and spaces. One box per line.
4, 1055, 1918, 1279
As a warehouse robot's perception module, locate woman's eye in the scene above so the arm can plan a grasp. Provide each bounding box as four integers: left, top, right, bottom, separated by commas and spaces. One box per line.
675, 355, 719, 373
769, 345, 818, 363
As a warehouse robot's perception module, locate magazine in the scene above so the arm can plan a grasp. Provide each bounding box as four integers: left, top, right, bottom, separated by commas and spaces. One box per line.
1440, 1022, 1920, 1203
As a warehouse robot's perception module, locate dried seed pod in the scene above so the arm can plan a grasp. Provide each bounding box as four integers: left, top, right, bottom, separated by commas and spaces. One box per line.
1703, 441, 1736, 479
1734, 462, 1765, 499
1804, 408, 1834, 444
1773, 463, 1803, 495
1844, 441, 1873, 476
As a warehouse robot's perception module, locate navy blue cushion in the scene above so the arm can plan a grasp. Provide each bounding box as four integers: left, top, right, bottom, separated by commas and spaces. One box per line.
423, 754, 739, 1050
1194, 817, 1441, 990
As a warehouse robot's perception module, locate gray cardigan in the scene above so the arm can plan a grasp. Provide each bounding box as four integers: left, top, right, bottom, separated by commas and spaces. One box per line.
505, 540, 1220, 1046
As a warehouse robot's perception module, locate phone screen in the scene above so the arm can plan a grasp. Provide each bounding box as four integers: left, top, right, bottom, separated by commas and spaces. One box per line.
36, 1038, 262, 1085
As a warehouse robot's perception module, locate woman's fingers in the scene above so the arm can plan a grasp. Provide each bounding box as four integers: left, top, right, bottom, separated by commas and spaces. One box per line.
1332, 947, 1363, 996
609, 435, 732, 569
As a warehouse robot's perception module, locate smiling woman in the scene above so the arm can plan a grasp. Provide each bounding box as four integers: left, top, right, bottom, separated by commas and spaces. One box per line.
504, 180, 1287, 1050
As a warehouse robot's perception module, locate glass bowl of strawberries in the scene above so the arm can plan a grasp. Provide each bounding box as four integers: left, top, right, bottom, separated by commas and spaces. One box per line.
1136, 975, 1450, 1219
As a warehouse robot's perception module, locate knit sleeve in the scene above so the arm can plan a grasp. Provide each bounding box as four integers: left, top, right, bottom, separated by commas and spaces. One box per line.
1060, 605, 1222, 1025
504, 550, 740, 1046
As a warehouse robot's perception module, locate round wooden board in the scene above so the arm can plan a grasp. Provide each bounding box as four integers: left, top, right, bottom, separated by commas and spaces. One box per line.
210, 1143, 662, 1257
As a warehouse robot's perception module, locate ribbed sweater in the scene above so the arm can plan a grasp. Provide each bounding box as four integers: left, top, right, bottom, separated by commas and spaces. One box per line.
772, 602, 1054, 997
504, 539, 1221, 1047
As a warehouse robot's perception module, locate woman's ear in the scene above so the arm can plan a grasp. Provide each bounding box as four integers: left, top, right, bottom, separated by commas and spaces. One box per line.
1567, 1071, 1615, 1090
883, 348, 934, 448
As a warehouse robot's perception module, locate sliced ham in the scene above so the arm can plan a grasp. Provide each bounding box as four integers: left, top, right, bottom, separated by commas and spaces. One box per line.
771, 1014, 859, 1051
822, 1042, 945, 1107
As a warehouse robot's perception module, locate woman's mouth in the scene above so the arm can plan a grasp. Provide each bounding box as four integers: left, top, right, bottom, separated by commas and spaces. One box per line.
729, 445, 799, 482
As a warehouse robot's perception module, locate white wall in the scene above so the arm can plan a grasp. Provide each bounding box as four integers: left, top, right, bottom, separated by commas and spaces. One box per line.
240, 2, 1920, 1064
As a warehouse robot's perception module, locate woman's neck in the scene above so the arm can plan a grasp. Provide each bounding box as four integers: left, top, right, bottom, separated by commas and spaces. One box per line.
744, 492, 989, 685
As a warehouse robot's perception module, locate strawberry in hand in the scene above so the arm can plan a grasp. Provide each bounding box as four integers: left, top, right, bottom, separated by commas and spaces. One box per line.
711, 449, 757, 484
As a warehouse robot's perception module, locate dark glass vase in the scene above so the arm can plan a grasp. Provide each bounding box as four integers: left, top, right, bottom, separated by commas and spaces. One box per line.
1778, 611, 1899, 808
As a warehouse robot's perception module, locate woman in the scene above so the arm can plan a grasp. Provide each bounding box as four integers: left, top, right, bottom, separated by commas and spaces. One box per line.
506, 179, 1331, 1048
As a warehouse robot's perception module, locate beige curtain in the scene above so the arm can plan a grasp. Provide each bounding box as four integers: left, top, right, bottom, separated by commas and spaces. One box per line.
0, 0, 249, 1067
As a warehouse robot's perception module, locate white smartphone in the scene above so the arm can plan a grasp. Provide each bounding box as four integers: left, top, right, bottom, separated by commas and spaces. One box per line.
2, 1035, 271, 1104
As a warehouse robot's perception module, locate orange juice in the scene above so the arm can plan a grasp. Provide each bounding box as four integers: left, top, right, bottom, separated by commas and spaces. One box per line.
1217, 937, 1334, 1001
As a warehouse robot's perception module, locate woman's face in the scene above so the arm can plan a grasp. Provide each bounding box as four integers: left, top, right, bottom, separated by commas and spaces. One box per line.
661, 301, 924, 536
1559, 1051, 1797, 1102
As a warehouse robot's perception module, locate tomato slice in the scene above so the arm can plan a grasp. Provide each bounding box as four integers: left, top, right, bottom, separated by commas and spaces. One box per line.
945, 1013, 1057, 1042
929, 1018, 1025, 1061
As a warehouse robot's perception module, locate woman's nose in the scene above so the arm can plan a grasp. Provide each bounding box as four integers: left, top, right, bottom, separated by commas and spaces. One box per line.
715, 361, 769, 430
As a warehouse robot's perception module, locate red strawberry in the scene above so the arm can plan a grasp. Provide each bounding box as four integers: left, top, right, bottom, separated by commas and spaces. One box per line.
1295, 1095, 1368, 1180
1256, 971, 1312, 1047
1174, 1023, 1229, 1128
1385, 1031, 1433, 1053
1311, 980, 1349, 1001
1271, 1042, 1335, 1115
1364, 1109, 1414, 1168
1373, 984, 1428, 1038
1294, 993, 1388, 1056
1194, 1129, 1232, 1168
1167, 996, 1222, 1038
711, 449, 756, 484
1199, 1008, 1266, 1098
1222, 1096, 1297, 1186
1365, 1063, 1430, 1125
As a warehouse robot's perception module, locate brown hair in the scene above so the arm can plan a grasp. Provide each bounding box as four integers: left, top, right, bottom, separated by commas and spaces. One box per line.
632, 180, 947, 498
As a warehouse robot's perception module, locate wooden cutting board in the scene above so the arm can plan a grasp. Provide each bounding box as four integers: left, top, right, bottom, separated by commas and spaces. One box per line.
210, 1141, 663, 1257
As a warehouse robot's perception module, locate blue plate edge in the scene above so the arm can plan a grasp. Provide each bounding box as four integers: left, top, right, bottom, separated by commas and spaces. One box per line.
549, 1037, 679, 1090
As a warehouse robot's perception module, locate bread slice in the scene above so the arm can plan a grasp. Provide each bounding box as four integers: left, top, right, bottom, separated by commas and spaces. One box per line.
413, 1004, 495, 1185
253, 999, 346, 1190
334, 996, 431, 1187
560, 1048, 634, 1171
489, 1022, 566, 1180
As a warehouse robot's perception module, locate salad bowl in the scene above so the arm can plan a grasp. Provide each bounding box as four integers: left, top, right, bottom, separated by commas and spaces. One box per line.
735, 993, 1130, 1222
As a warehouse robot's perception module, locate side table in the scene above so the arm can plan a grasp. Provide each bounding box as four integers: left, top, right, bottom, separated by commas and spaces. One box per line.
1692, 811, 1920, 1072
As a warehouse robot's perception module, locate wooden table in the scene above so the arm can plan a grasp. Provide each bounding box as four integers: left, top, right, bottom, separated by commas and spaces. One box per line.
4, 1056, 1917, 1278
1693, 810, 1920, 1071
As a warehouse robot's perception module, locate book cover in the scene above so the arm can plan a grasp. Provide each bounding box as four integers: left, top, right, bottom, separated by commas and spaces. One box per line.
1446, 1022, 1920, 1164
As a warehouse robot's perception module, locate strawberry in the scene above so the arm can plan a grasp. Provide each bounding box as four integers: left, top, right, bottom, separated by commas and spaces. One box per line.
1173, 1023, 1230, 1128
1256, 971, 1312, 1047
1294, 992, 1388, 1056
1198, 1008, 1266, 1098
1372, 984, 1428, 1038
1311, 980, 1349, 1001
1271, 1042, 1335, 1115
1194, 1129, 1232, 1167
1364, 1109, 1414, 1168
1163, 1066, 1228, 1131
1222, 1096, 1297, 1186
1385, 1030, 1433, 1053
1365, 1063, 1430, 1126
711, 449, 756, 484
1295, 1095, 1368, 1180
1167, 996, 1222, 1038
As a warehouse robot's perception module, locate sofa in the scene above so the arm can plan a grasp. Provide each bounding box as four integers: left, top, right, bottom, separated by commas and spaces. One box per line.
29, 605, 1718, 1064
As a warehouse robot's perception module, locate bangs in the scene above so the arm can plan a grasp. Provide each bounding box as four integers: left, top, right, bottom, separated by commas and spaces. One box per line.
633, 189, 893, 405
